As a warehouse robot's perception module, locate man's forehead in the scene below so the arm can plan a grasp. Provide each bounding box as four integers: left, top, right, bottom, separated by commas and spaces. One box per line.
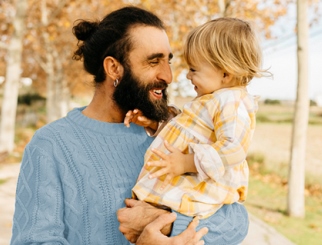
129, 25, 172, 58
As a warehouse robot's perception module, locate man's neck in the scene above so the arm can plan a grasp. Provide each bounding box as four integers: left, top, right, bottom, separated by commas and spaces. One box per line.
82, 88, 125, 123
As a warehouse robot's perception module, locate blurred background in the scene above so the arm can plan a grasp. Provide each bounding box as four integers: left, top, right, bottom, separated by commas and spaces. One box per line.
0, 0, 321, 244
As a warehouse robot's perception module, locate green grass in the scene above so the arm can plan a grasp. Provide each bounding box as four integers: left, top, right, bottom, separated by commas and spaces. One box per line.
246, 177, 322, 245
256, 103, 322, 125
246, 153, 322, 245
0, 178, 7, 185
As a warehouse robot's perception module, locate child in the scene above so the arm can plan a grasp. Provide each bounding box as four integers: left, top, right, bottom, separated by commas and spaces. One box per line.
127, 17, 269, 244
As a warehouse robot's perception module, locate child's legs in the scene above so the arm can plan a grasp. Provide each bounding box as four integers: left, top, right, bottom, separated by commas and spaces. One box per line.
198, 203, 249, 245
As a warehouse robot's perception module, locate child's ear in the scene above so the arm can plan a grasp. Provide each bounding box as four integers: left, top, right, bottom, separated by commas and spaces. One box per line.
222, 72, 234, 84
103, 56, 123, 80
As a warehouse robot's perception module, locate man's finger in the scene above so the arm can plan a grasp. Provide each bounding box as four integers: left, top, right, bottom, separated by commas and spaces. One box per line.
146, 212, 177, 231
186, 217, 208, 244
194, 227, 208, 242
124, 198, 139, 207
187, 216, 200, 230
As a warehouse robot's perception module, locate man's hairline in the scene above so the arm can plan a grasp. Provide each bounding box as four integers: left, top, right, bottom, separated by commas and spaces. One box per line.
126, 24, 172, 65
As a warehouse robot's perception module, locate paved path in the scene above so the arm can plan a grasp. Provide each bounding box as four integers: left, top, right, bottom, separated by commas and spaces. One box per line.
0, 163, 19, 245
0, 163, 296, 245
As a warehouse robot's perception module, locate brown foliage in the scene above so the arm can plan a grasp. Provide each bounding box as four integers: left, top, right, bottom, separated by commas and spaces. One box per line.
1, 0, 319, 97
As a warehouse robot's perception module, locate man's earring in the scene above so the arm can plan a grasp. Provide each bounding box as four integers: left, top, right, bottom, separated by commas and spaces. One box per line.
114, 79, 119, 87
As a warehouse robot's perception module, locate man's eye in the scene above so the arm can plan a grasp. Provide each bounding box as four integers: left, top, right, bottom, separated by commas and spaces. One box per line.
150, 60, 159, 65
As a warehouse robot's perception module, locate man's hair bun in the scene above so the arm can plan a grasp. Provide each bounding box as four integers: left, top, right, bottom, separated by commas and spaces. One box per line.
72, 20, 99, 41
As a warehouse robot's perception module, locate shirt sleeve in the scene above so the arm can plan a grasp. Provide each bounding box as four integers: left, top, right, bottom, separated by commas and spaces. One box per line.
189, 92, 255, 204
11, 142, 70, 245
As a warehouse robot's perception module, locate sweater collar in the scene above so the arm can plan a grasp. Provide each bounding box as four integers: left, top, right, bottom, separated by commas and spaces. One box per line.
67, 107, 143, 134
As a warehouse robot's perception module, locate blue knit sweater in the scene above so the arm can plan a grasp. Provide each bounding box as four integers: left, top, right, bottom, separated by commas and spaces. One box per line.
11, 107, 248, 245
11, 107, 155, 244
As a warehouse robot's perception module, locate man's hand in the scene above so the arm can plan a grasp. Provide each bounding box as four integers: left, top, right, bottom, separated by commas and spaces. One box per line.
136, 213, 208, 245
117, 199, 170, 243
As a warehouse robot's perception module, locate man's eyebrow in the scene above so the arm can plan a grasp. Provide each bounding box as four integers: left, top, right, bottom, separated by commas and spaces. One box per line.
147, 53, 174, 60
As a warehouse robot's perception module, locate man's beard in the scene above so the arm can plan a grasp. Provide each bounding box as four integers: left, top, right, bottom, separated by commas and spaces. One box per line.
113, 65, 170, 122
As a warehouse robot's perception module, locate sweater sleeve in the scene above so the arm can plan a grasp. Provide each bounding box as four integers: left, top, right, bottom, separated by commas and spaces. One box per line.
11, 140, 70, 245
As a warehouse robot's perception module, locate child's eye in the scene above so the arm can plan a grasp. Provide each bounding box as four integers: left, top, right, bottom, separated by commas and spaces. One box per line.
189, 68, 196, 72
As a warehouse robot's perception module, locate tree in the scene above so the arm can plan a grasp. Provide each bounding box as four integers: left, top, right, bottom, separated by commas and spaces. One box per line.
0, 0, 294, 155
25, 0, 123, 123
0, 0, 28, 154
287, 0, 309, 218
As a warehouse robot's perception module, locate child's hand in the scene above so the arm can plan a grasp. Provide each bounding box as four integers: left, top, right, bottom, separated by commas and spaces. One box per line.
148, 141, 195, 190
124, 109, 158, 130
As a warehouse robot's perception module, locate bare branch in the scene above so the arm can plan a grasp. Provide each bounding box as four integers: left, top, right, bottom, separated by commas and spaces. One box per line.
33, 55, 47, 71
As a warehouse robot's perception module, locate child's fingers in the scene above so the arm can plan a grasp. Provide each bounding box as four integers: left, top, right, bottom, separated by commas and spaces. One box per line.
124, 110, 134, 127
160, 175, 172, 190
149, 167, 169, 179
146, 160, 167, 168
137, 116, 151, 124
164, 140, 177, 153
151, 148, 168, 160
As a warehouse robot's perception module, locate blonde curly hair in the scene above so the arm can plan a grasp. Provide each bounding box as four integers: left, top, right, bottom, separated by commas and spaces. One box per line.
184, 17, 270, 86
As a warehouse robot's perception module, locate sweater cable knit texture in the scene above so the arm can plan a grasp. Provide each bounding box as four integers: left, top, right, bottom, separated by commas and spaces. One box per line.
11, 107, 153, 244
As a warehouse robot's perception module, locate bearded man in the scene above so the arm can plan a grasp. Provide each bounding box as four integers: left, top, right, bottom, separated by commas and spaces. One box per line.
10, 6, 208, 245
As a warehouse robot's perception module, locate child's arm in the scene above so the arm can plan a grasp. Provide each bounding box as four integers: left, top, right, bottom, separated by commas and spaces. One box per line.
124, 106, 181, 136
147, 141, 197, 190
124, 109, 158, 131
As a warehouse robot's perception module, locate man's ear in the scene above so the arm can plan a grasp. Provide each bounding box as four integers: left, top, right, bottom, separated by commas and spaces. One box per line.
103, 56, 123, 80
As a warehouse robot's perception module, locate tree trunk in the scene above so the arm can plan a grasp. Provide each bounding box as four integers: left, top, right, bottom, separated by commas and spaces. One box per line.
53, 48, 70, 118
287, 0, 309, 218
0, 0, 28, 153
218, 0, 226, 17
41, 0, 58, 123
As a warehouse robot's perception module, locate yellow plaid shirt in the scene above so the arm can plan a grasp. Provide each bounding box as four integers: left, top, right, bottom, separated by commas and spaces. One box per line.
132, 87, 258, 218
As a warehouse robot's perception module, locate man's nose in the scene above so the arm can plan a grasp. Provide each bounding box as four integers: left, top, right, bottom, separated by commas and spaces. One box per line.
157, 62, 173, 84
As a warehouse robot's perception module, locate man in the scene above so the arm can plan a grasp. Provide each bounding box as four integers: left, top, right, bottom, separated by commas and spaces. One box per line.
11, 6, 245, 245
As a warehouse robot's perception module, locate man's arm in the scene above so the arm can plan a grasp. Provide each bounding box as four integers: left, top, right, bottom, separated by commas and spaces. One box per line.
11, 141, 68, 244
